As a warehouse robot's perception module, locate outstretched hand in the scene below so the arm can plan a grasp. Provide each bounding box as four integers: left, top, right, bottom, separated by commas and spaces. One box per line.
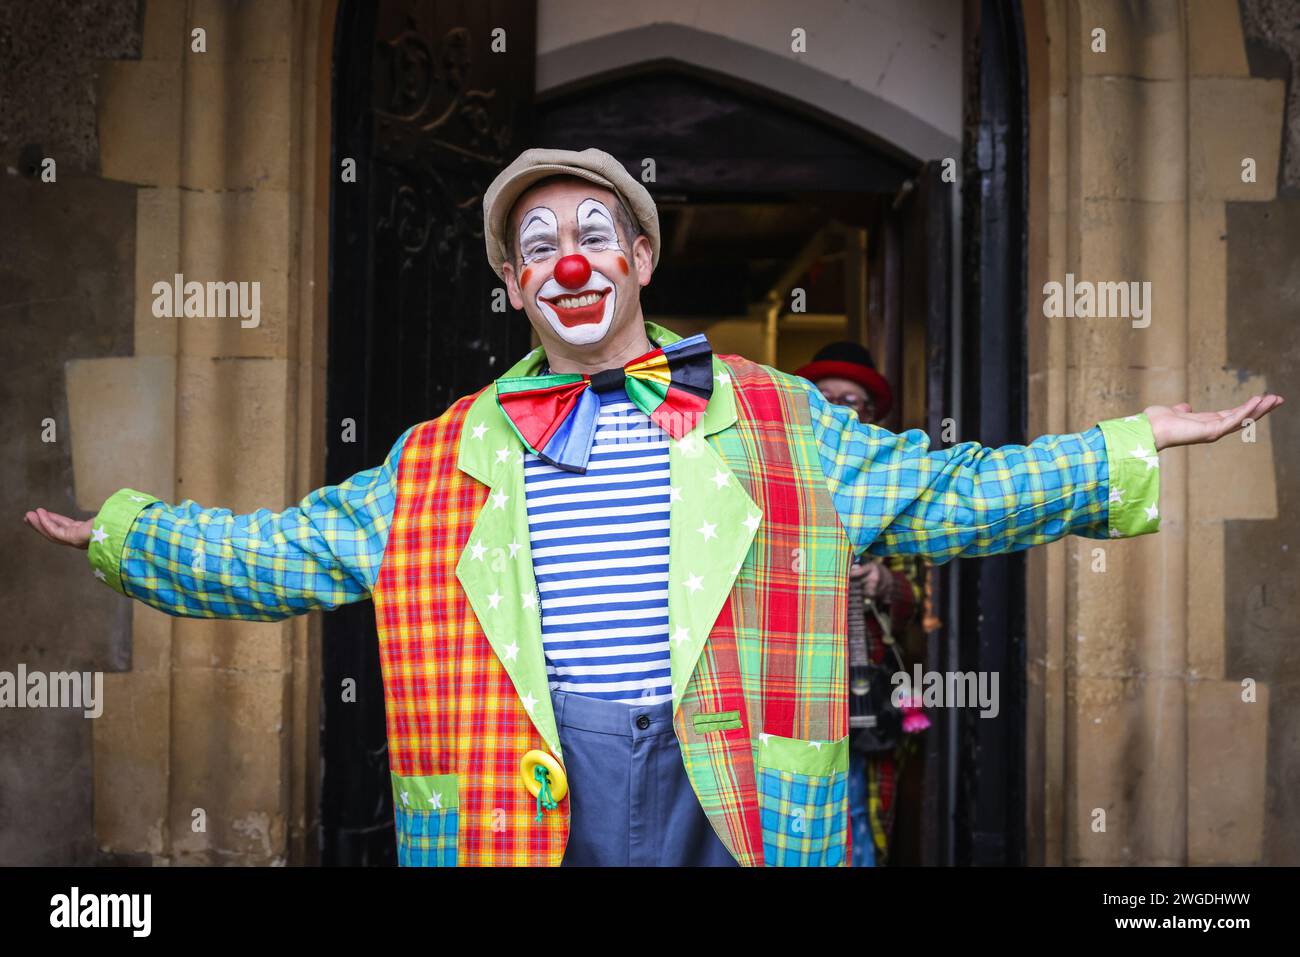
1145, 394, 1284, 451
24, 508, 93, 549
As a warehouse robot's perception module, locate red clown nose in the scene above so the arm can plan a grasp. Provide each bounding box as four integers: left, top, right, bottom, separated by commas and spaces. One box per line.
553, 254, 592, 289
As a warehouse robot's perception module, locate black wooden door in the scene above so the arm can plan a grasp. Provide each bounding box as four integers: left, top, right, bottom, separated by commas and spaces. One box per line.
323, 0, 536, 866
956, 0, 1029, 867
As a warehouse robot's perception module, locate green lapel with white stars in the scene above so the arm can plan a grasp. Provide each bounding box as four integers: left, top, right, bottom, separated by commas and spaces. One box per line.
454, 322, 762, 758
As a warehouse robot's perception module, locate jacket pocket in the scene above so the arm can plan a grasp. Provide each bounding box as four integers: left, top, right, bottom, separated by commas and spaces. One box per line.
391, 772, 459, 867
754, 732, 849, 867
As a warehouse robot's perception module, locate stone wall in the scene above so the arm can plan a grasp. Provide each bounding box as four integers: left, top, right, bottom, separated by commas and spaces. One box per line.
1229, 0, 1300, 867
2, 0, 336, 865
1026, 0, 1292, 865
0, 0, 142, 867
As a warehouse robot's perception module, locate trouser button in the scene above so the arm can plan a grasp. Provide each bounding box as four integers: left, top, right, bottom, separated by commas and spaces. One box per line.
636, 714, 651, 730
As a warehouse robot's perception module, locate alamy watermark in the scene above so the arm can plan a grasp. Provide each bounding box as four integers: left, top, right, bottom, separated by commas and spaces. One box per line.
150, 273, 261, 328
50, 887, 150, 937
891, 665, 1000, 719
1042, 273, 1151, 328
0, 664, 103, 718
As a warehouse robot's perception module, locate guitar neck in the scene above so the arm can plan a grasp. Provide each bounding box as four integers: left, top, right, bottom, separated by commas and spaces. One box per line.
847, 576, 870, 669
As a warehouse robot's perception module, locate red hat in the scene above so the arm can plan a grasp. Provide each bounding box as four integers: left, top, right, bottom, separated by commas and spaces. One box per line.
793, 341, 893, 420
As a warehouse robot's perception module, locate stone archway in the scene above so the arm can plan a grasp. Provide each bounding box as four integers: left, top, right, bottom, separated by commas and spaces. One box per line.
535, 20, 960, 163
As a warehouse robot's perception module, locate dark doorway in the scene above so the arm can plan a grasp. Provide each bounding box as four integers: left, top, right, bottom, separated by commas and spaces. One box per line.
322, 0, 536, 866
538, 66, 958, 865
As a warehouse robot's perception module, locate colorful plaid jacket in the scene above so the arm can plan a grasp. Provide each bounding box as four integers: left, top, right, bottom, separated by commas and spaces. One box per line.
87, 321, 1162, 866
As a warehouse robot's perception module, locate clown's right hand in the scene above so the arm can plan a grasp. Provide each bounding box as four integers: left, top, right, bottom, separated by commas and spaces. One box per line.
24, 507, 92, 550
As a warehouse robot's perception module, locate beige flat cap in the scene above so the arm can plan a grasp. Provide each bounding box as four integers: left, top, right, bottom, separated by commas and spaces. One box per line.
482, 146, 660, 282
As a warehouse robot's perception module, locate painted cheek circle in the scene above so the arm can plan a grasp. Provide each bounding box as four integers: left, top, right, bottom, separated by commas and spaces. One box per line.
520, 267, 533, 288
617, 255, 628, 276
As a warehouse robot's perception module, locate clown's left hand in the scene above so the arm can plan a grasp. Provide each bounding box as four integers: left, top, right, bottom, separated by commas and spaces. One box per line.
1144, 394, 1284, 451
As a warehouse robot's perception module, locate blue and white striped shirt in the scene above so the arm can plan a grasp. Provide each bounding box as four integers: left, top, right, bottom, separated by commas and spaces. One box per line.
522, 385, 673, 705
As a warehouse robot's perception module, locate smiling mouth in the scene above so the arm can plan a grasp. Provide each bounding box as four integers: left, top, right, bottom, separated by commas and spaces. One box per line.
542, 288, 611, 326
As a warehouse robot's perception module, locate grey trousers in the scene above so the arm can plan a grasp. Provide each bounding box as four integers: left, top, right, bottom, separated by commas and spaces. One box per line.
552, 689, 740, 867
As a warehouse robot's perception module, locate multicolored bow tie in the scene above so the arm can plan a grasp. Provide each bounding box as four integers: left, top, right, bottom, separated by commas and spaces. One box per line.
494, 333, 714, 474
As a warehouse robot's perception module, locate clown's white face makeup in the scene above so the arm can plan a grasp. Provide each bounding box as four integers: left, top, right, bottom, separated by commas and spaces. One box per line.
512, 193, 632, 347
503, 178, 654, 372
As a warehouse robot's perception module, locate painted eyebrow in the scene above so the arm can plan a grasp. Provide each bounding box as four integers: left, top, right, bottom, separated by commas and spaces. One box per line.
520, 212, 554, 234
580, 203, 615, 224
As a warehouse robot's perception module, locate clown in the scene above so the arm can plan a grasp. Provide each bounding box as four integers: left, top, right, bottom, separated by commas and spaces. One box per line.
26, 147, 1284, 867
515, 195, 627, 346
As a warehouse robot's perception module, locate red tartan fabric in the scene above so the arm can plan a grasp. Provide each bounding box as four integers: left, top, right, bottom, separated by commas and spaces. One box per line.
373, 394, 569, 866
671, 355, 850, 866
675, 598, 768, 864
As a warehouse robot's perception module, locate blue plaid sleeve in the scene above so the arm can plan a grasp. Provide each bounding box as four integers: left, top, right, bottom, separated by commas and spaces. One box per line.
801, 382, 1159, 564
86, 427, 414, 620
